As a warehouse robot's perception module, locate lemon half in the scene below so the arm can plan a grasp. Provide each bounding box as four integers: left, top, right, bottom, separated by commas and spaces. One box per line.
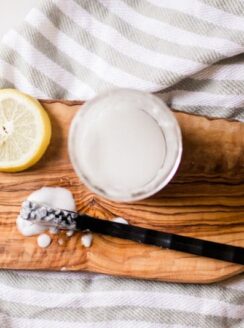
0, 89, 51, 172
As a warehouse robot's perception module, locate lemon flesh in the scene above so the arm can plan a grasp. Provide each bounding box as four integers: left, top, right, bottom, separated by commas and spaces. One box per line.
0, 89, 51, 172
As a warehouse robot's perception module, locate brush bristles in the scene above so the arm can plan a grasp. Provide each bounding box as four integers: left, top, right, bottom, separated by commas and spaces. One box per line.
20, 200, 78, 230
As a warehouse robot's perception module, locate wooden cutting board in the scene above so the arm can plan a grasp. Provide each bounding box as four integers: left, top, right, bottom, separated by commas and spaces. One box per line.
0, 100, 243, 284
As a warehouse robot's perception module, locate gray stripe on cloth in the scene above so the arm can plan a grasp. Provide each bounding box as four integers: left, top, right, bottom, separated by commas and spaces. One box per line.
164, 78, 244, 96
199, 0, 244, 16
0, 78, 15, 90
0, 45, 67, 99
129, 0, 244, 47
214, 52, 244, 65
0, 271, 243, 306
73, 0, 224, 65
165, 103, 244, 121
0, 300, 241, 327
21, 23, 113, 94
42, 2, 181, 87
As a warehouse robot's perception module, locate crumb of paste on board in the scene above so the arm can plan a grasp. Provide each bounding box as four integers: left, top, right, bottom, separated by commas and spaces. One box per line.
58, 238, 65, 246
66, 230, 75, 237
112, 217, 129, 224
37, 234, 52, 248
81, 233, 93, 248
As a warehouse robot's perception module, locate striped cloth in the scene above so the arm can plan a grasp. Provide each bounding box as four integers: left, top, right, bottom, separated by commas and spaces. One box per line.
0, 0, 243, 327
0, 0, 244, 120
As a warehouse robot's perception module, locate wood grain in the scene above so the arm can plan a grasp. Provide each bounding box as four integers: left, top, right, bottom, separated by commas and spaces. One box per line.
0, 100, 243, 283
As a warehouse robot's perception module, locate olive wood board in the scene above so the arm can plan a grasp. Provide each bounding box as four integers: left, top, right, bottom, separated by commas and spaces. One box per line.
0, 99, 243, 284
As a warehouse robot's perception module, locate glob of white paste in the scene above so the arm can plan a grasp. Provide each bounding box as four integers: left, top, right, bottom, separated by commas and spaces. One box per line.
17, 187, 77, 248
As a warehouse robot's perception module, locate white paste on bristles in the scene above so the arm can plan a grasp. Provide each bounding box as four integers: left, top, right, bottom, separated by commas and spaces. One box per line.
17, 187, 76, 236
16, 215, 46, 236
49, 227, 59, 235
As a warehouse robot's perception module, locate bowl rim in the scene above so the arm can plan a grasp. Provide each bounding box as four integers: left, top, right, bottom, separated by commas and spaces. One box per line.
68, 88, 182, 202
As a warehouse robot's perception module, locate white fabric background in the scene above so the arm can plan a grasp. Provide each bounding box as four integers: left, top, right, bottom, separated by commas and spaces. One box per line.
0, 0, 42, 39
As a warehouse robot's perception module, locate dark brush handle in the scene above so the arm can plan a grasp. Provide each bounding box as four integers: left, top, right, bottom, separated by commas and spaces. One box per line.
78, 215, 244, 265
21, 200, 244, 265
